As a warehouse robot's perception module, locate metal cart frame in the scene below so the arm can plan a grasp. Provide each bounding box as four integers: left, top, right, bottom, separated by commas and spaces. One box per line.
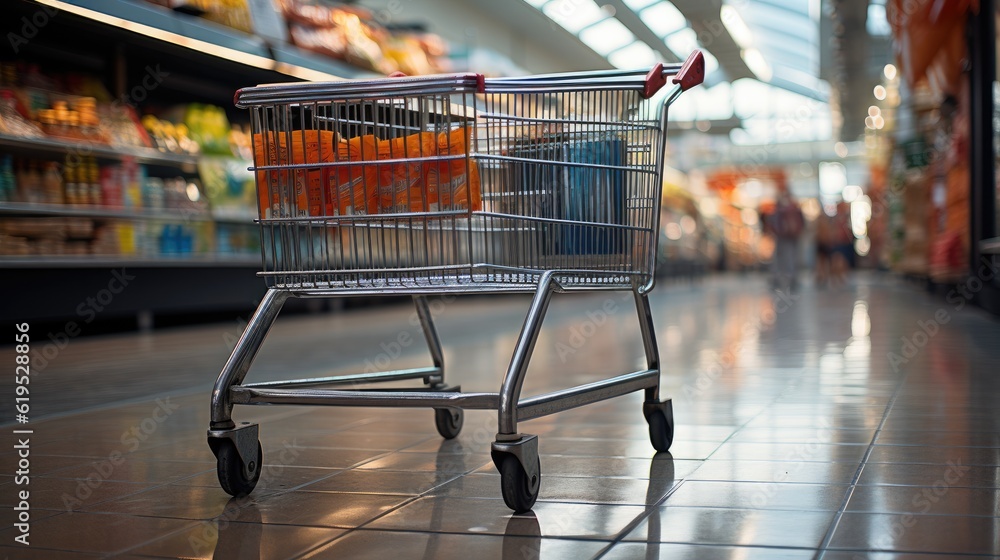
209, 51, 705, 512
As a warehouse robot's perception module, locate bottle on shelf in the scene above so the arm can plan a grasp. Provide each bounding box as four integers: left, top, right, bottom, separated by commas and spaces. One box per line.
0, 155, 13, 201
87, 157, 102, 206
63, 155, 79, 206
42, 161, 64, 205
19, 160, 43, 204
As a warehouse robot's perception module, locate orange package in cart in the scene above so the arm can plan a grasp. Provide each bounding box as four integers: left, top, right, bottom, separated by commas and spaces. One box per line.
377, 132, 436, 213
253, 130, 378, 217
327, 135, 379, 216
252, 129, 337, 217
424, 127, 481, 212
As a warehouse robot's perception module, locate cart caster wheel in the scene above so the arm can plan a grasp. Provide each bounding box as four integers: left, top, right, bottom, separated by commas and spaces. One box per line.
499, 454, 540, 513
216, 439, 262, 497
434, 407, 463, 439
646, 404, 674, 453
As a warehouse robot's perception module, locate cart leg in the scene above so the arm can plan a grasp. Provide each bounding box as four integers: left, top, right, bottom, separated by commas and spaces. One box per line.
496, 271, 556, 439
635, 290, 674, 452
415, 295, 465, 439
490, 272, 554, 512
210, 288, 290, 430
413, 296, 444, 384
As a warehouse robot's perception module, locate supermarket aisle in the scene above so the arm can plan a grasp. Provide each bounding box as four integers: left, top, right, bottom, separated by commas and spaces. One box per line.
2, 272, 1000, 558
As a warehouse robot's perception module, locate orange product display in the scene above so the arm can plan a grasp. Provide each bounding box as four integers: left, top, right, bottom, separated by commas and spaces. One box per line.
252, 127, 481, 218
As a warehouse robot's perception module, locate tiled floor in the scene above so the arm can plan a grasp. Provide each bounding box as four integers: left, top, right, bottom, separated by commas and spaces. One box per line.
1, 272, 999, 559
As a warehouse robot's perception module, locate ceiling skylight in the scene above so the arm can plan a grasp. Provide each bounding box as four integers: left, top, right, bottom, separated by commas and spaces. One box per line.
578, 17, 637, 56
639, 2, 687, 37
608, 40, 659, 69
542, 0, 608, 34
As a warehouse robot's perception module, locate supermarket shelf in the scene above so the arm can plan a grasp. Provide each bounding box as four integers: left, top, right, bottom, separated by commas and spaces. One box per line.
0, 134, 200, 169
32, 0, 377, 82
0, 202, 258, 224
0, 254, 259, 268
980, 237, 1000, 255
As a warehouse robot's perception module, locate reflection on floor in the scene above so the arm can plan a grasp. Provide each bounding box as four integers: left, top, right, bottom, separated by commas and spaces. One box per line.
1, 272, 999, 559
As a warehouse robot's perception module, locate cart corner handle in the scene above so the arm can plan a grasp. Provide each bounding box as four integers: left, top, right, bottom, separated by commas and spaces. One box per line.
672, 50, 705, 92
389, 70, 485, 94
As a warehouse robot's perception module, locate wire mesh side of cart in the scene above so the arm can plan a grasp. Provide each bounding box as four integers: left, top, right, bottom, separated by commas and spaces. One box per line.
238, 72, 669, 293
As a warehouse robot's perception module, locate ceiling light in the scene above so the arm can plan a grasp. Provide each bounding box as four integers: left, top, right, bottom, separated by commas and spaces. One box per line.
578, 18, 636, 55
868, 106, 880, 117
543, 0, 607, 33
721, 5, 754, 50
608, 41, 658, 69
865, 116, 875, 129
884, 64, 897, 80
640, 2, 686, 37
741, 48, 772, 81
874, 85, 886, 100
834, 141, 848, 158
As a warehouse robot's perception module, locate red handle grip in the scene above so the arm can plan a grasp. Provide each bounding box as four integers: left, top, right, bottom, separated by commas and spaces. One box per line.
672, 50, 705, 91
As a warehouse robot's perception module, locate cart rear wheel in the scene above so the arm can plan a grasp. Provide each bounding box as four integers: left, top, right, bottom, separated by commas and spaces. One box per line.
216, 440, 262, 497
499, 455, 539, 513
647, 408, 674, 452
434, 407, 463, 439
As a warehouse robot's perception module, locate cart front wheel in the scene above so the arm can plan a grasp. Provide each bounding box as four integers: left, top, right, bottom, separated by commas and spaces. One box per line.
499, 455, 540, 513
434, 407, 463, 439
216, 439, 262, 497
647, 407, 674, 452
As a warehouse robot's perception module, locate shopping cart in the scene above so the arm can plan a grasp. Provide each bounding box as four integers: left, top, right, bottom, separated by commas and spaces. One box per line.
209, 51, 705, 512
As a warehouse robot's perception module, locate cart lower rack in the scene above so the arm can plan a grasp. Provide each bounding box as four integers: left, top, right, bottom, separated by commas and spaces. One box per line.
209, 51, 705, 512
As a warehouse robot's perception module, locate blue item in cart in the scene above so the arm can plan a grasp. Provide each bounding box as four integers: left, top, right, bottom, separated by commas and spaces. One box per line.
558, 138, 626, 255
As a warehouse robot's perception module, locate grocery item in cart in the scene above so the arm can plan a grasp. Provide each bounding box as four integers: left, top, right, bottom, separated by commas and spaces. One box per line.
425, 127, 481, 212
253, 126, 481, 218
252, 130, 378, 218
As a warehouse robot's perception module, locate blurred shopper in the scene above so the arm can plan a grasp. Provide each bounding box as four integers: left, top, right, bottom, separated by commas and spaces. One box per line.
815, 211, 836, 287
830, 201, 855, 280
762, 184, 804, 292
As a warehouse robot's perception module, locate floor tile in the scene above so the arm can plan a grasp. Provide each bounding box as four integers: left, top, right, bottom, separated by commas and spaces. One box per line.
301, 529, 608, 560
828, 512, 1000, 555
687, 460, 859, 484
866, 445, 1000, 466
857, 463, 1000, 488
80, 484, 246, 520
222, 491, 409, 528
298, 469, 460, 495
845, 485, 1000, 517
601, 542, 817, 560
708, 442, 868, 463
129, 521, 344, 559
0, 512, 199, 555
353, 447, 490, 472
622, 507, 836, 548
367, 497, 646, 540
664, 480, 847, 511
0, 478, 150, 512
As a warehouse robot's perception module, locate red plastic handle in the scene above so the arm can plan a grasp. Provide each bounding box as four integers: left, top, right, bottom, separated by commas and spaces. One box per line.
643, 63, 667, 98
673, 50, 705, 91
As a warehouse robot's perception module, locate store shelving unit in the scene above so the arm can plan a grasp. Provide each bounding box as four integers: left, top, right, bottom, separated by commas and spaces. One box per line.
1, 0, 380, 325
